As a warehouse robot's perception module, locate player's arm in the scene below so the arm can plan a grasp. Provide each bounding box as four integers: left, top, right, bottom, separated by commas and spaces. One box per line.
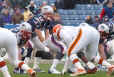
98, 43, 107, 59
35, 29, 45, 42
45, 29, 49, 40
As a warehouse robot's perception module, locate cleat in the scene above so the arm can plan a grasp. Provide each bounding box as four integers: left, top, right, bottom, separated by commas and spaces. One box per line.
107, 65, 114, 75
87, 67, 97, 74
67, 69, 74, 74
70, 68, 86, 76
48, 69, 61, 74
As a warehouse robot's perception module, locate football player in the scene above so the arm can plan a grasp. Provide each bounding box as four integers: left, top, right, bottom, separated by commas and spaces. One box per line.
52, 23, 114, 76
0, 28, 36, 77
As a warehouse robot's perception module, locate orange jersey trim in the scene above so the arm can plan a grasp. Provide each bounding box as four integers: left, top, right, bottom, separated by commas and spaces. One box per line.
68, 28, 82, 56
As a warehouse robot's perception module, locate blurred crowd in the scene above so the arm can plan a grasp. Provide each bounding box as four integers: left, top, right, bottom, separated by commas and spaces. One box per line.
0, 0, 61, 27
85, 0, 114, 28
0, 0, 113, 28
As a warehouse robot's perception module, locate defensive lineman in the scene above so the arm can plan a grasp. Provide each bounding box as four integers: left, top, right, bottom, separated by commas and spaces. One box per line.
52, 23, 114, 76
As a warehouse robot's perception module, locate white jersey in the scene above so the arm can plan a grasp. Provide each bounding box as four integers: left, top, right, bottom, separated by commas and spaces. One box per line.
58, 23, 100, 59
59, 26, 81, 47
0, 28, 20, 66
0, 28, 17, 48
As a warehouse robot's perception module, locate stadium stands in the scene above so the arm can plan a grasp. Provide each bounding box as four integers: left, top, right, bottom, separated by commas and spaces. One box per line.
58, 4, 103, 26
33, 0, 114, 26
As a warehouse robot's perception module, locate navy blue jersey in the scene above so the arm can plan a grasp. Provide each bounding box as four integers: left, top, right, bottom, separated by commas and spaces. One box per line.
27, 14, 54, 32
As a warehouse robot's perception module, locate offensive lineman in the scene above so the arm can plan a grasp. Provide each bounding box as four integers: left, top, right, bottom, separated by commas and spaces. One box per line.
0, 28, 36, 77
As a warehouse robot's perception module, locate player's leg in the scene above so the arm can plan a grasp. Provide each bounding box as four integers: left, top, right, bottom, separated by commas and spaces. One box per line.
69, 54, 86, 76
6, 37, 36, 77
24, 47, 33, 65
48, 38, 66, 74
49, 51, 64, 74
83, 41, 99, 73
0, 58, 11, 77
32, 49, 45, 73
31, 36, 50, 73
67, 28, 87, 76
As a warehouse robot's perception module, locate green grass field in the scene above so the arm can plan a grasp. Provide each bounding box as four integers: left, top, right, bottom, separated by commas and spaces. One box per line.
1, 62, 114, 77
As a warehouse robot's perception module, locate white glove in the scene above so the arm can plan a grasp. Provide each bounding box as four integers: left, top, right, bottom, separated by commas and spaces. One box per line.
44, 47, 50, 52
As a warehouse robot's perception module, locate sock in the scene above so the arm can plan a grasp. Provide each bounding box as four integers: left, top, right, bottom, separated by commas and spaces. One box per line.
0, 66, 11, 77
50, 59, 59, 70
33, 57, 40, 69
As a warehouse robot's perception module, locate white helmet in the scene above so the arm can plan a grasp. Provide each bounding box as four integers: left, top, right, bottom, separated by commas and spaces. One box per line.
41, 5, 54, 14
20, 22, 32, 32
98, 23, 109, 33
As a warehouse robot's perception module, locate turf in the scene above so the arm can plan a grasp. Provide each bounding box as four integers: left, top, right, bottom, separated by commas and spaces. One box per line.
0, 63, 114, 77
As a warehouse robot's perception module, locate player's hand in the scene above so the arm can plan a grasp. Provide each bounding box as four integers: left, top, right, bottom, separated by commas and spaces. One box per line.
44, 47, 50, 52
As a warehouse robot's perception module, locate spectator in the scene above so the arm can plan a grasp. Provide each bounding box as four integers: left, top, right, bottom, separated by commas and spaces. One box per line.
1, 4, 14, 16
93, 16, 101, 28
39, 1, 48, 13
55, 0, 64, 9
103, 15, 110, 22
100, 0, 113, 20
50, 3, 57, 13
23, 7, 32, 22
0, 0, 3, 12
27, 0, 37, 14
53, 13, 62, 25
110, 13, 114, 22
40, 1, 48, 9
0, 8, 12, 26
85, 16, 94, 25
96, 0, 108, 5
12, 8, 24, 24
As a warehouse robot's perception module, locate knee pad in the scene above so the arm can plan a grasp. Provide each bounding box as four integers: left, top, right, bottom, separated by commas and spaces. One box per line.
56, 52, 64, 60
